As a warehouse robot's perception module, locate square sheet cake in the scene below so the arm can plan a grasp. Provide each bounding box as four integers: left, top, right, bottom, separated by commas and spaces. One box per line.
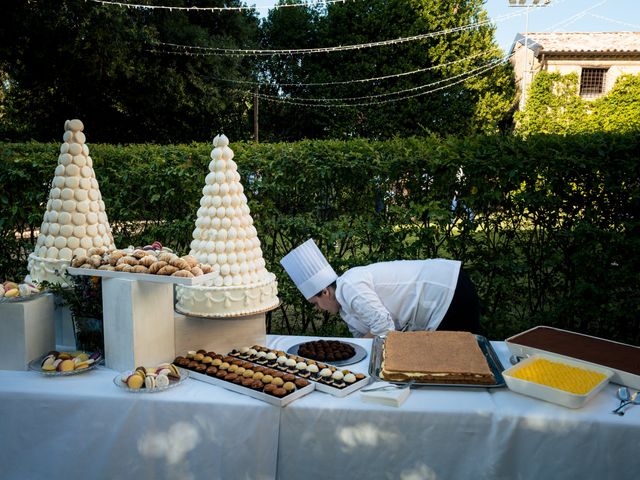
380, 331, 496, 385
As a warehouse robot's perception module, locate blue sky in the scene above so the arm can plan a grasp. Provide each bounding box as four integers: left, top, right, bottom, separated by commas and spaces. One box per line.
255, 1, 639, 53
483, 0, 640, 52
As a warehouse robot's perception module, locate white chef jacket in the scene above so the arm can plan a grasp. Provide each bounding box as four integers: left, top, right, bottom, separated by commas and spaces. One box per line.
335, 259, 461, 337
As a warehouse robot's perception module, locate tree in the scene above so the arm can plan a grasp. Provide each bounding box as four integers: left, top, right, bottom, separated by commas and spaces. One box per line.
0, 0, 260, 143
259, 0, 515, 140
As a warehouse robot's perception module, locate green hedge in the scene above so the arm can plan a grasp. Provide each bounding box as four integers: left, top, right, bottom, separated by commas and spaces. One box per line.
2, 134, 639, 344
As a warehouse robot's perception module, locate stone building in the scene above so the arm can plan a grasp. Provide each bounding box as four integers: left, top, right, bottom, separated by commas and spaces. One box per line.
510, 32, 640, 109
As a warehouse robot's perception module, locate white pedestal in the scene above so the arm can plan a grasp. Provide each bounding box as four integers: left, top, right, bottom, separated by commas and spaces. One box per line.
0, 294, 56, 370
53, 301, 76, 351
102, 278, 175, 372
174, 312, 267, 357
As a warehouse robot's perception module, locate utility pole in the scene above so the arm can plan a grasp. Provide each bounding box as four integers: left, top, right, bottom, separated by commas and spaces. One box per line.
253, 87, 259, 143
509, 0, 551, 110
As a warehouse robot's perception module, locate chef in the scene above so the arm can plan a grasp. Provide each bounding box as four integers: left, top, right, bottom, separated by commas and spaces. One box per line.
280, 238, 481, 338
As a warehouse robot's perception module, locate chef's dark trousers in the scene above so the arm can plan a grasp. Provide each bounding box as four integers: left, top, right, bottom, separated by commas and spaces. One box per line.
437, 269, 482, 335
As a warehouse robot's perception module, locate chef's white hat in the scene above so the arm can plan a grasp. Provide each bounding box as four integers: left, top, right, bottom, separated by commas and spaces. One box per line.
280, 238, 338, 299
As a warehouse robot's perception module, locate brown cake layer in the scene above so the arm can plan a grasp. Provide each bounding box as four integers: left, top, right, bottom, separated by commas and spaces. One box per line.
380, 331, 496, 385
508, 327, 640, 376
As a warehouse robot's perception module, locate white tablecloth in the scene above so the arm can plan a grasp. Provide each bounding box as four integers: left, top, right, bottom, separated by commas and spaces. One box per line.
0, 366, 280, 480
269, 336, 640, 480
1, 336, 638, 480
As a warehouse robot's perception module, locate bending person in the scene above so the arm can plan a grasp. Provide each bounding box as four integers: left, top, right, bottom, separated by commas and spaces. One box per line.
280, 238, 481, 338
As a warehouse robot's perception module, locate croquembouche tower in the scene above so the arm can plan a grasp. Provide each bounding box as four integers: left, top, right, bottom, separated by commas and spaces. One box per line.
174, 134, 279, 352
28, 119, 116, 286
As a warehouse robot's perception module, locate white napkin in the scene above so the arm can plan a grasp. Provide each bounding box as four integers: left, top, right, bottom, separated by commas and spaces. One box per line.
360, 382, 411, 407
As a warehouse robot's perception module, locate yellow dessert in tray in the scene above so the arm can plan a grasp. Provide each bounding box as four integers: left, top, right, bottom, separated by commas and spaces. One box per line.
509, 357, 607, 395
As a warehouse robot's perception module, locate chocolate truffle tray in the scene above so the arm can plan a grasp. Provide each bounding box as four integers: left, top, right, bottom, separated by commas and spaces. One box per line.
174, 350, 315, 407
229, 345, 371, 398
189, 369, 315, 407
66, 267, 218, 286
286, 340, 368, 367
368, 335, 506, 388
506, 326, 640, 390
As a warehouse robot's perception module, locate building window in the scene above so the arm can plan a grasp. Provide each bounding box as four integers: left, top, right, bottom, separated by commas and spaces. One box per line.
580, 68, 608, 98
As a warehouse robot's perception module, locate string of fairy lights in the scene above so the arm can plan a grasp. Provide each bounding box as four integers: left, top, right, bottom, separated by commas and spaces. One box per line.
150, 12, 522, 57
207, 48, 502, 88
87, 0, 357, 12
251, 55, 513, 108
84, 0, 571, 108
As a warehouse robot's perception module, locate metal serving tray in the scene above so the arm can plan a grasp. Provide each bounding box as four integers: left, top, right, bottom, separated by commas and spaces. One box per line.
368, 334, 506, 388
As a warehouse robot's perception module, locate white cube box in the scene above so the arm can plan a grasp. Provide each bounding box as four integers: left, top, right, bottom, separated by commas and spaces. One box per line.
0, 294, 56, 371
174, 312, 267, 358
102, 277, 176, 372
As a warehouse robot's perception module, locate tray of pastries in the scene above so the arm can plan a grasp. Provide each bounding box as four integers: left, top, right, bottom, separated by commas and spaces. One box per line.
228, 345, 370, 397
369, 331, 505, 388
174, 349, 314, 407
67, 245, 216, 286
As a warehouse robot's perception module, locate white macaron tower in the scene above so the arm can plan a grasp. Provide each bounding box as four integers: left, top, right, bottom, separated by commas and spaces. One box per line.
27, 119, 116, 286
175, 134, 279, 317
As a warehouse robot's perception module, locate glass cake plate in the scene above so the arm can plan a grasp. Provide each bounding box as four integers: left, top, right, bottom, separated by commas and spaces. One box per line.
287, 341, 368, 367
113, 368, 189, 393
28, 351, 102, 376
368, 335, 506, 388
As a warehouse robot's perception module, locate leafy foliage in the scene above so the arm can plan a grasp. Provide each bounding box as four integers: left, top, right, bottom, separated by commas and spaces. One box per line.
2, 134, 639, 344
0, 0, 260, 143
515, 72, 640, 135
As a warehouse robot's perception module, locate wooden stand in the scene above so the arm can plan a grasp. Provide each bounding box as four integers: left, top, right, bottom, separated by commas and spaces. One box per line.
102, 278, 175, 371
0, 294, 56, 370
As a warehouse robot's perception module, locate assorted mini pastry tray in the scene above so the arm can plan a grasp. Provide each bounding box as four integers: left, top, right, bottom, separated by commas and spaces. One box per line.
114, 363, 188, 393
174, 350, 315, 407
368, 335, 506, 388
29, 350, 102, 376
227, 345, 370, 398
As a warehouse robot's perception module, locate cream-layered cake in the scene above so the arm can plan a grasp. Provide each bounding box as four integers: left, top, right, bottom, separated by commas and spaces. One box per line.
175, 135, 279, 317
28, 119, 116, 285
380, 331, 496, 385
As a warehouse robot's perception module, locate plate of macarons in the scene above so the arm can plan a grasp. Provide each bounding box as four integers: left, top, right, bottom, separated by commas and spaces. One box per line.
29, 350, 102, 376
114, 363, 188, 393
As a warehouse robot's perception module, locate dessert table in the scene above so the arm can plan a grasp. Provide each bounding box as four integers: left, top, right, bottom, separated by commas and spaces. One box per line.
0, 335, 638, 480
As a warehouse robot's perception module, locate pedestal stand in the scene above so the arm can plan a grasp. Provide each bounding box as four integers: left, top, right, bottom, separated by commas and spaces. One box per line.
102, 277, 175, 372
174, 312, 267, 356
0, 294, 56, 370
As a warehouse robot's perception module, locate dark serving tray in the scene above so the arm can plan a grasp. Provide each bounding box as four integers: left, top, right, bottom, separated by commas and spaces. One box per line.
368, 334, 506, 388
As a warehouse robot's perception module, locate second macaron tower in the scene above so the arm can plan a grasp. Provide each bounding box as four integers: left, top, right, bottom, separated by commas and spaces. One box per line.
175, 134, 279, 319
28, 119, 116, 286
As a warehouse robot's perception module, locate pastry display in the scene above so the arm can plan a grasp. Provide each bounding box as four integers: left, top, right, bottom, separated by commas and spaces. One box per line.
175, 349, 311, 404
380, 331, 496, 385
297, 340, 356, 362
228, 344, 369, 392
29, 350, 102, 375
175, 134, 279, 317
69, 246, 212, 278
0, 279, 42, 301
28, 119, 116, 286
116, 362, 185, 392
